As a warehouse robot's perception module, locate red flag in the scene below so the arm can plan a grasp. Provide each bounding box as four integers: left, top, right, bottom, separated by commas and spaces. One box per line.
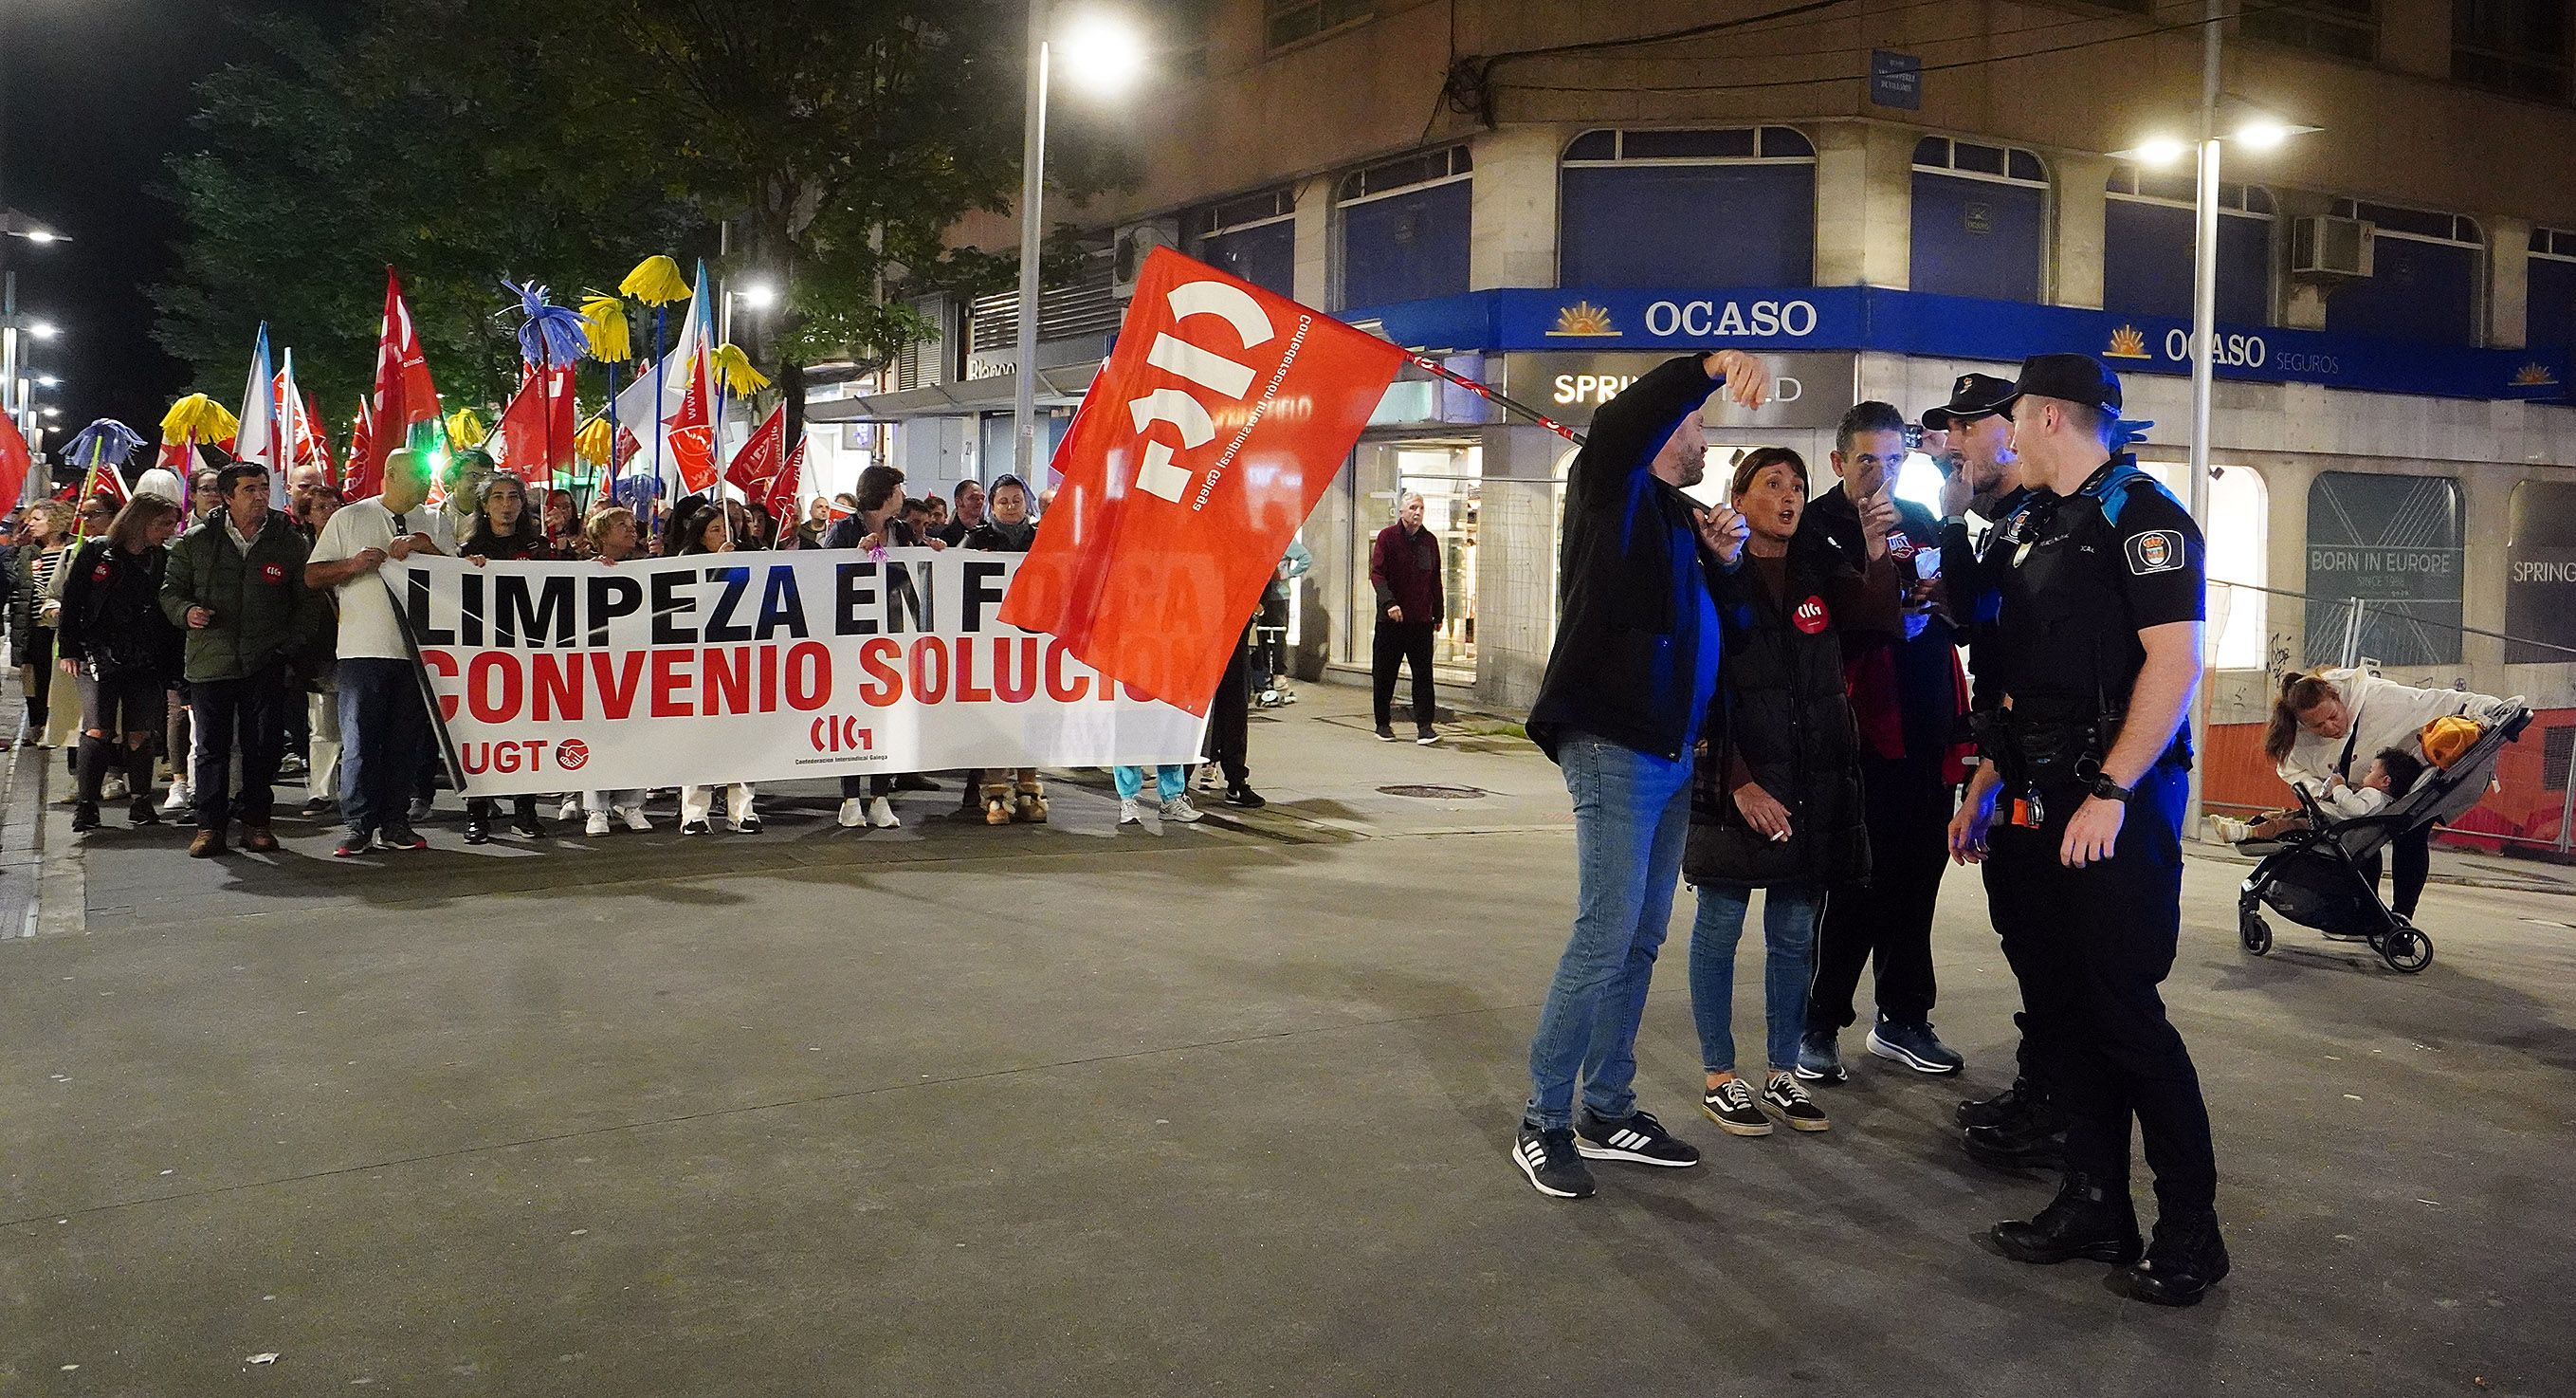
352, 268, 445, 501
722, 403, 787, 502
304, 392, 336, 475
0, 413, 30, 513
493, 365, 577, 486
772, 434, 807, 524
664, 342, 718, 494
345, 398, 374, 491
998, 247, 1405, 714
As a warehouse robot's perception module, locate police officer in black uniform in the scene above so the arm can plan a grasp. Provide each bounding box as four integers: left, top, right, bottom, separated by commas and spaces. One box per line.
1946, 355, 2226, 1307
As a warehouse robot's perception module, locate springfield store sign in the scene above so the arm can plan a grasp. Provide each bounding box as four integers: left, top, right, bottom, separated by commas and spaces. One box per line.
1501, 351, 1855, 431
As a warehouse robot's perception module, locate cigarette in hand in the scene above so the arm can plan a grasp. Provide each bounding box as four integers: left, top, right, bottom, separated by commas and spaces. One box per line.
1771, 830, 1790, 842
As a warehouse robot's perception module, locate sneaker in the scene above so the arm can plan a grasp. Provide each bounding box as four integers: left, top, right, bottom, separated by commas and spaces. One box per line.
278, 754, 307, 778
128, 797, 160, 827
1867, 1017, 1965, 1075
1794, 1029, 1849, 1084
101, 772, 130, 801
1763, 1073, 1832, 1131
300, 796, 336, 819
2209, 814, 2250, 843
1162, 795, 1204, 824
1700, 1077, 1774, 1137
509, 813, 545, 839
464, 819, 492, 845
408, 797, 434, 824
161, 782, 193, 814
1224, 783, 1267, 809
70, 802, 100, 833
558, 796, 584, 821
375, 824, 428, 852
1119, 798, 1143, 825
617, 806, 652, 833
333, 829, 374, 858
731, 813, 763, 835
1013, 789, 1049, 823
1196, 764, 1223, 792
837, 798, 867, 828
868, 796, 900, 829
1375, 725, 1397, 742
1416, 728, 1438, 745
1574, 1108, 1701, 1167
681, 819, 711, 836
1511, 1125, 1597, 1200
983, 793, 1012, 825
585, 811, 612, 837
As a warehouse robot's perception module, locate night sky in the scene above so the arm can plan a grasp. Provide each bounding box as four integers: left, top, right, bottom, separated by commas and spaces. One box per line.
3, 0, 254, 445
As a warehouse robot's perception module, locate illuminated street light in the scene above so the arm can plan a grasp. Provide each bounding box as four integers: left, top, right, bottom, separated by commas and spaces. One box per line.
34, 374, 60, 389
740, 282, 779, 311
27, 320, 60, 340
1057, 10, 1149, 97
2127, 136, 2189, 167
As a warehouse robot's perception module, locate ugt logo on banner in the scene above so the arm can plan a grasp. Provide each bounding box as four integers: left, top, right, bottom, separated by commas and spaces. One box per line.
1000, 248, 1407, 716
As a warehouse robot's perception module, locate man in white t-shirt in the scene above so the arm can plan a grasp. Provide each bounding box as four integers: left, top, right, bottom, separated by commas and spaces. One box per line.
304, 448, 454, 855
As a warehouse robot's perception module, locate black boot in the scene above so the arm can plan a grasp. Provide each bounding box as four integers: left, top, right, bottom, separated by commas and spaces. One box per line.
1991, 1171, 2143, 1264
1963, 1113, 2069, 1172
1958, 1076, 2050, 1130
2124, 1209, 2229, 1306
124, 744, 160, 824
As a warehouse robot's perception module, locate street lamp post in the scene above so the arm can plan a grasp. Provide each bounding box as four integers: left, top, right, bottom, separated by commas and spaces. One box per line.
1011, 5, 1145, 480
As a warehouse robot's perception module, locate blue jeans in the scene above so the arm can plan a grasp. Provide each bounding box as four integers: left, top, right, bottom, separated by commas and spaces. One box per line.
1113, 764, 1186, 801
338, 657, 429, 837
1524, 731, 1693, 1131
1689, 881, 1822, 1076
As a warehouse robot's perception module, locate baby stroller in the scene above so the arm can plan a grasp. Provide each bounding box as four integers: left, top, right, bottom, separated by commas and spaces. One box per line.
2236, 706, 2532, 972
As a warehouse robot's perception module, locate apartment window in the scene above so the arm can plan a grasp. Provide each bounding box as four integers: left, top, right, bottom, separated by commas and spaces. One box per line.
1267, 0, 1372, 50
1188, 190, 1297, 298
1910, 138, 2048, 304
2325, 198, 2483, 345
2241, 0, 2378, 62
2530, 228, 2576, 351
1336, 147, 1472, 309
2455, 0, 2572, 101
2103, 169, 2275, 325
1559, 127, 1818, 288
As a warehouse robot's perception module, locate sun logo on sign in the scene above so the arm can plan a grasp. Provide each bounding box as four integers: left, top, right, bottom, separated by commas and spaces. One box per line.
2105, 324, 2151, 359
1546, 301, 1618, 338
2512, 362, 2560, 387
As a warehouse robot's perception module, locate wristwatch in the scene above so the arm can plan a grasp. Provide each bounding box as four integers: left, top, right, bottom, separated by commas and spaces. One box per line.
2090, 775, 2134, 804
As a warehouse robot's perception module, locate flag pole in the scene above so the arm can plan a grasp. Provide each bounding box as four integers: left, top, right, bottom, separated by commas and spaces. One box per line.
1404, 354, 1585, 446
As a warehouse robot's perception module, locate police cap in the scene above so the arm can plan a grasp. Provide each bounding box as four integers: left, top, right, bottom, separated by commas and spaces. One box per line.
1922, 373, 2018, 431
2003, 354, 2123, 418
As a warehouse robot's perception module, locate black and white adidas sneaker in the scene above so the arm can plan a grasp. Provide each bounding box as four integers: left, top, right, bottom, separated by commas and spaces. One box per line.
1574, 1108, 1702, 1168
1512, 1125, 1598, 1199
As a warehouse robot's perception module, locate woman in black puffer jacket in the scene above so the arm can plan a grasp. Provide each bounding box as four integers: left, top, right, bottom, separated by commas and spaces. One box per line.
57, 495, 187, 831
1684, 447, 1899, 1138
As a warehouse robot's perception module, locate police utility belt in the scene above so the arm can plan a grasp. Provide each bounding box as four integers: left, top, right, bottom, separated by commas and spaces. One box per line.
1973, 705, 2187, 827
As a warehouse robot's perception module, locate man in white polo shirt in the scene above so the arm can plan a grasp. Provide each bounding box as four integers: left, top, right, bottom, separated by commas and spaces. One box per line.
303, 448, 453, 855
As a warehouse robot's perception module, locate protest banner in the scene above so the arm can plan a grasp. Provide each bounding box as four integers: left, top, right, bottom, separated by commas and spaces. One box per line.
387, 550, 1206, 797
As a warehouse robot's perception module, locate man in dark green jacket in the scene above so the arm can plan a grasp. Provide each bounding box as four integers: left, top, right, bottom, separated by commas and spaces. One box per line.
161, 464, 321, 855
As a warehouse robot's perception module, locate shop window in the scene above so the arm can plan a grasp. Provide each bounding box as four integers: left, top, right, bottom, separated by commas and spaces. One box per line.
1909, 138, 2047, 304
1559, 127, 1817, 288
2242, 0, 2378, 63
1189, 190, 1297, 298
2138, 462, 2270, 671
1337, 147, 1471, 309
2454, 0, 2571, 102
1266, 0, 1372, 51
1347, 441, 1480, 680
2103, 169, 2275, 326
2505, 481, 2576, 664
2325, 200, 2482, 346
2304, 471, 2464, 667
2530, 228, 2576, 352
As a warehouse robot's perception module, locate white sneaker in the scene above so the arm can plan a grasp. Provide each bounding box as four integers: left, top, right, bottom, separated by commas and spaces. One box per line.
101, 773, 130, 801
585, 811, 612, 837
617, 805, 652, 833
837, 798, 867, 828
161, 782, 193, 814
558, 796, 583, 821
1119, 798, 1142, 825
868, 796, 900, 829
1196, 765, 1222, 792
408, 797, 433, 823
1162, 795, 1204, 824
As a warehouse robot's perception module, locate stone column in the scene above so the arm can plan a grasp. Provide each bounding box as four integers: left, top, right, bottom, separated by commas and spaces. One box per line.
1813, 121, 1913, 288
2053, 153, 2111, 310
1292, 176, 1333, 309
1468, 125, 1562, 290
2487, 214, 2532, 350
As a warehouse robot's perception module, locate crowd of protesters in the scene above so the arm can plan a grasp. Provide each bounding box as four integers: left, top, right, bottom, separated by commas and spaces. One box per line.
0, 449, 1277, 855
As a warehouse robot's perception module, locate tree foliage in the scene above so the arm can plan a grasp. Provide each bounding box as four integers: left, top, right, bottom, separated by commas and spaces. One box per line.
154, 0, 1126, 419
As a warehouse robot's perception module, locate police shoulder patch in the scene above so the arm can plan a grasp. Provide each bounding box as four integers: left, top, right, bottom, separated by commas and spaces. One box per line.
2125, 529, 2185, 576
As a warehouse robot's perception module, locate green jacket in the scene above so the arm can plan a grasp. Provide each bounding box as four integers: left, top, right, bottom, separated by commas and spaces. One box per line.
160, 510, 324, 682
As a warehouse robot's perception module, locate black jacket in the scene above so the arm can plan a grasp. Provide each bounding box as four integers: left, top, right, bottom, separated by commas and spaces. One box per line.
57, 539, 184, 686
1526, 355, 1735, 763
1684, 539, 1897, 889
1804, 485, 1963, 762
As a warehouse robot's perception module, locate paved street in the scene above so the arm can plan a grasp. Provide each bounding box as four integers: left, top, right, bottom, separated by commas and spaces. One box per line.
2, 684, 2570, 1396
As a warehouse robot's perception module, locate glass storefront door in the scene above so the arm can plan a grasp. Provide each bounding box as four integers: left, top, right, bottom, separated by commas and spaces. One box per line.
1348, 438, 1481, 683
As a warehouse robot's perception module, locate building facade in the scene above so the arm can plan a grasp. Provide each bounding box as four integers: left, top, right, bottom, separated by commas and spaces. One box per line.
816, 0, 2576, 848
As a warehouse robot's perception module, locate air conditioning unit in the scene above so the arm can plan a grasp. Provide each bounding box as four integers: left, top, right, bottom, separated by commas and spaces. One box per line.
2292, 215, 2374, 280
1112, 217, 1181, 300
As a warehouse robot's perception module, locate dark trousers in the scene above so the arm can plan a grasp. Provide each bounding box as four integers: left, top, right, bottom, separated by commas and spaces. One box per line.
839, 773, 896, 800
1808, 753, 1949, 1032
338, 657, 429, 837
1984, 763, 2217, 1214
1206, 641, 1251, 785
191, 667, 288, 830
2359, 824, 2433, 917
20, 627, 57, 733
1372, 620, 1436, 732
